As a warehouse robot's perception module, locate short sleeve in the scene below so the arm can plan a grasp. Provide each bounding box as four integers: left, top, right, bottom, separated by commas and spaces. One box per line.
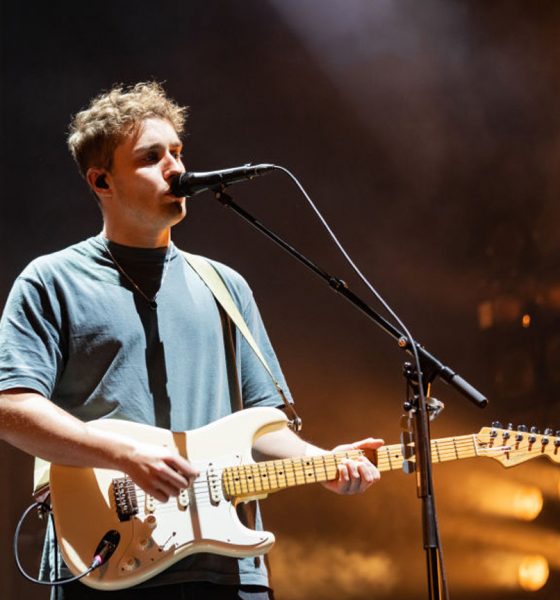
238, 292, 293, 409
0, 268, 65, 398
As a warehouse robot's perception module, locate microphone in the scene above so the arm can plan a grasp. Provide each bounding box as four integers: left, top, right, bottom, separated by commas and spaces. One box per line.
170, 163, 276, 198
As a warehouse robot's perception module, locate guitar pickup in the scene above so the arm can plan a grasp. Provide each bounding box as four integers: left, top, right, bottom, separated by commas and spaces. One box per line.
207, 464, 222, 505
112, 477, 139, 521
177, 488, 189, 510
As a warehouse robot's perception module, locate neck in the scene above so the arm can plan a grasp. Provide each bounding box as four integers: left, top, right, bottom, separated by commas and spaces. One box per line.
101, 224, 171, 248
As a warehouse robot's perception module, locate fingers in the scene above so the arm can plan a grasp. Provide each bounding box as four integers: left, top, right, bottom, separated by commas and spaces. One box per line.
349, 437, 385, 450
325, 456, 380, 495
126, 444, 199, 502
138, 466, 196, 503
164, 454, 199, 487
150, 479, 182, 503
332, 437, 385, 454
153, 455, 199, 501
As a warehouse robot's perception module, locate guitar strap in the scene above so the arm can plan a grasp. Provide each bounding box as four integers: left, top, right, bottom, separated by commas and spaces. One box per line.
32, 251, 302, 497
182, 252, 302, 431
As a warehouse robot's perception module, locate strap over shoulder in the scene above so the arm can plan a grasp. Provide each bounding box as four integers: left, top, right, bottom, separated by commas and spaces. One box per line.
182, 252, 302, 431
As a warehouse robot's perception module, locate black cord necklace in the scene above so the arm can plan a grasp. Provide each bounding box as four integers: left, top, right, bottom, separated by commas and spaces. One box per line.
103, 239, 173, 310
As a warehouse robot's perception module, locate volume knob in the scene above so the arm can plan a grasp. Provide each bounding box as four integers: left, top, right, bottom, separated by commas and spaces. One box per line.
145, 514, 157, 529
122, 556, 139, 571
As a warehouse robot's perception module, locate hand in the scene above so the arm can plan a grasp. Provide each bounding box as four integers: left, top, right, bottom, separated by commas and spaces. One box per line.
122, 442, 199, 503
321, 437, 384, 495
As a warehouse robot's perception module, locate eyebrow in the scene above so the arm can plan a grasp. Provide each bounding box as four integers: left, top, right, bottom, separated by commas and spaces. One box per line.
133, 142, 182, 155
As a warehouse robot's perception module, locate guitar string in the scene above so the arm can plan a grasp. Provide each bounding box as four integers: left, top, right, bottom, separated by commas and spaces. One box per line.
129, 449, 543, 516
130, 437, 529, 499
132, 447, 477, 509
126, 439, 542, 515
130, 438, 526, 500
139, 434, 540, 500
111, 433, 553, 517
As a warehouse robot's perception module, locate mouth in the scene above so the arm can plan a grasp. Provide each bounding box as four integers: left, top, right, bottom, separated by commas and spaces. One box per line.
164, 189, 185, 199
164, 188, 186, 200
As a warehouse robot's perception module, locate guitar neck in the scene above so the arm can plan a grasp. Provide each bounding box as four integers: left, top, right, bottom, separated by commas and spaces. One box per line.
377, 434, 478, 473
223, 434, 478, 499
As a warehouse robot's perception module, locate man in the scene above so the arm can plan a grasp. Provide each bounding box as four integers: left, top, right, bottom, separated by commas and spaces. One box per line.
0, 82, 382, 599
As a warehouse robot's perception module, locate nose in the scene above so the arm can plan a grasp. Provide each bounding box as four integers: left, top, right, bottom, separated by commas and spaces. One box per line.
163, 151, 185, 181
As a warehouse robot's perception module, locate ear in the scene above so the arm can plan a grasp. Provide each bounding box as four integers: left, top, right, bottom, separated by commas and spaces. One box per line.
86, 168, 112, 198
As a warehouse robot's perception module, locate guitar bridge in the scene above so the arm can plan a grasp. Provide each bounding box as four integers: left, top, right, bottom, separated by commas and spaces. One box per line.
113, 477, 139, 521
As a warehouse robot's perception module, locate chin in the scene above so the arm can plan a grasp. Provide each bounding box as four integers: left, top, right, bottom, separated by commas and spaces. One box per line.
168, 198, 187, 222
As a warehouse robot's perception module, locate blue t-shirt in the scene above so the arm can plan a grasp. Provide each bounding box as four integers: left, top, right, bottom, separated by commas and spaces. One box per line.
0, 234, 292, 588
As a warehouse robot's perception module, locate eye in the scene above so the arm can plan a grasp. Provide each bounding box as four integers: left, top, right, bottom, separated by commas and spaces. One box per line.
145, 151, 160, 163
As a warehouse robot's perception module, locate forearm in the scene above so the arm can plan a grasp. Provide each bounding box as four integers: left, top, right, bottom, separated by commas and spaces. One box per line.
0, 389, 135, 469
252, 427, 324, 461
0, 389, 197, 501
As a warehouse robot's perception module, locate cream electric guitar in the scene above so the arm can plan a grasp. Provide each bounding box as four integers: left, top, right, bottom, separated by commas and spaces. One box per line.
48, 407, 560, 590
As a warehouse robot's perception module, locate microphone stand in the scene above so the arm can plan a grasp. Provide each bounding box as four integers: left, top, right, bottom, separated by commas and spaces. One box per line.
213, 189, 488, 600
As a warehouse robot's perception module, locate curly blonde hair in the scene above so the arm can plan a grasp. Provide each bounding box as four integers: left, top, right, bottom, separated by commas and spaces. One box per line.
67, 82, 188, 178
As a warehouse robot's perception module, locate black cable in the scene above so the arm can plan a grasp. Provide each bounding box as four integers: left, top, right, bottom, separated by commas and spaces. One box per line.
51, 511, 61, 599
13, 501, 101, 586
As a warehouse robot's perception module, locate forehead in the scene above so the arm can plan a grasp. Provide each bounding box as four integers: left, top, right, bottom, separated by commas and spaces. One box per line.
118, 118, 182, 154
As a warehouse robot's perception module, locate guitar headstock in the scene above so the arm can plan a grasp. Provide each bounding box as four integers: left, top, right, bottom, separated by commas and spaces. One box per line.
476, 423, 560, 467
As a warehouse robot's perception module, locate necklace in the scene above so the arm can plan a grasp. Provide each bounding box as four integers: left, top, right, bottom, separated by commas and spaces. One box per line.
103, 239, 173, 310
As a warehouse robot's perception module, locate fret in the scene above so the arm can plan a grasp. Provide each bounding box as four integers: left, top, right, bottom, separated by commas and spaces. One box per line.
293, 458, 307, 485
265, 459, 277, 491
274, 459, 288, 489
304, 457, 317, 483
377, 445, 404, 472
249, 463, 260, 492
433, 439, 441, 463
318, 454, 330, 481
472, 434, 480, 457
386, 448, 393, 471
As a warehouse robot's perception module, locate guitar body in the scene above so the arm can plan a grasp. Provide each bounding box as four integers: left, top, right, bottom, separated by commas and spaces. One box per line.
49, 406, 288, 590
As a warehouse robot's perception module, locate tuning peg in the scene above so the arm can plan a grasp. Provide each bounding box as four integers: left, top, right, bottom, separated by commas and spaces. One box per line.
555, 431, 560, 447
490, 421, 501, 438
544, 428, 553, 436
517, 425, 528, 432
528, 427, 537, 443
507, 423, 513, 430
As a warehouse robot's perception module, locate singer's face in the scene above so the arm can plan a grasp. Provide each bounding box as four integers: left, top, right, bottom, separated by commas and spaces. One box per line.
104, 118, 186, 235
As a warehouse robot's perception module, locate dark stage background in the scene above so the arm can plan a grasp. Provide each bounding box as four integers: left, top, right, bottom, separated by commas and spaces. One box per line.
2, 1, 560, 598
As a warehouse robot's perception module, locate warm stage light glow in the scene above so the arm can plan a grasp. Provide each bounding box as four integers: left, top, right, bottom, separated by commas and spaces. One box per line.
521, 313, 531, 328
500, 463, 560, 499
511, 485, 544, 521
442, 549, 552, 592
474, 479, 544, 521
270, 538, 397, 599
518, 555, 549, 591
